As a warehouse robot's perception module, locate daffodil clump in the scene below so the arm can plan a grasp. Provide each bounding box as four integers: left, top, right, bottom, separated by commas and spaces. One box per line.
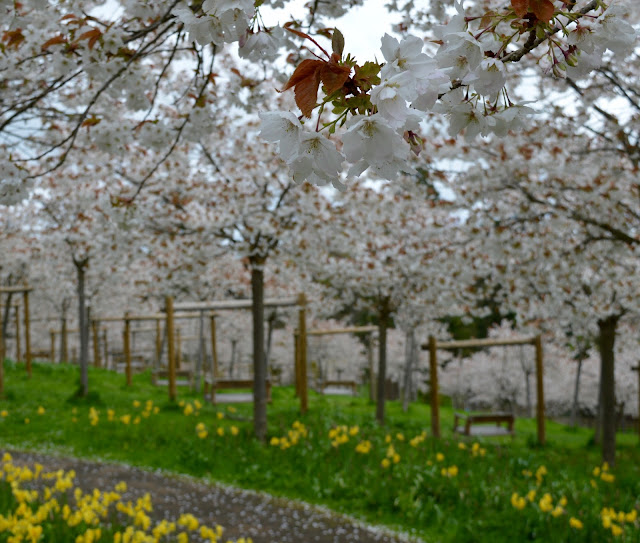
269, 421, 308, 450
509, 462, 639, 540
0, 453, 251, 543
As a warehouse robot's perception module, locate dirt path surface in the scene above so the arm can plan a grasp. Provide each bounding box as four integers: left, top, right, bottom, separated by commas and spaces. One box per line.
3, 448, 422, 543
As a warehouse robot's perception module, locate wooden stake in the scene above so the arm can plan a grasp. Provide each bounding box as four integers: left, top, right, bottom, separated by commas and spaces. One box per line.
293, 330, 300, 398
166, 296, 176, 402
297, 294, 308, 414
428, 335, 440, 438
92, 319, 100, 368
210, 314, 219, 379
176, 327, 182, 370
49, 330, 55, 363
534, 335, 546, 445
368, 335, 375, 402
155, 319, 162, 370
123, 313, 132, 386
23, 289, 31, 378
15, 305, 21, 364
0, 311, 4, 398
631, 365, 639, 437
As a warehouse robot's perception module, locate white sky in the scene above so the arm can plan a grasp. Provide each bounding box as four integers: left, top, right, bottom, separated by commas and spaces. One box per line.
261, 0, 401, 63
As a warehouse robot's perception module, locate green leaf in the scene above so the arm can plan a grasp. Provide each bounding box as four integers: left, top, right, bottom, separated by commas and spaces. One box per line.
332, 28, 345, 57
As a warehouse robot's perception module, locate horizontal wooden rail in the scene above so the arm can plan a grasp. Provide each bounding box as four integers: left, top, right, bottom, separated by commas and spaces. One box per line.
0, 286, 33, 293
174, 297, 300, 312
307, 325, 377, 337
423, 336, 537, 350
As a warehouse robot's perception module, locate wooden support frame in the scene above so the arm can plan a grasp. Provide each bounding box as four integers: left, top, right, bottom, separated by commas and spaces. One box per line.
0, 286, 34, 394
422, 335, 545, 445
169, 295, 306, 411
632, 365, 640, 437
302, 325, 377, 398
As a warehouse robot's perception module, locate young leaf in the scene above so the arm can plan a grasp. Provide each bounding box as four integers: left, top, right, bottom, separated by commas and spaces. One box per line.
530, 0, 555, 23
332, 28, 345, 57
280, 58, 324, 117
511, 0, 529, 17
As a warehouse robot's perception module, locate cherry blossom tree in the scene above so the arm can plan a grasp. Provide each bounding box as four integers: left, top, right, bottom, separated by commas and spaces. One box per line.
300, 180, 462, 424
1, 0, 636, 203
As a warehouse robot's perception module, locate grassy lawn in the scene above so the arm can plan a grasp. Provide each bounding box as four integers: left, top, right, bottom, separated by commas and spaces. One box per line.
0, 360, 639, 542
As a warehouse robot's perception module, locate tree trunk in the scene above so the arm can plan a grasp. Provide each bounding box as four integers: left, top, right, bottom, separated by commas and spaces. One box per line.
1, 293, 13, 351
75, 260, 90, 397
402, 328, 417, 413
251, 257, 267, 441
376, 298, 390, 425
570, 358, 584, 428
598, 315, 619, 466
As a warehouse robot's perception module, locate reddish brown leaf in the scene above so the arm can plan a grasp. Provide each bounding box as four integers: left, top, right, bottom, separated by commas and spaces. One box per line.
511, 0, 529, 17
2, 29, 25, 49
319, 54, 350, 94
41, 35, 67, 51
530, 0, 555, 22
281, 58, 324, 92
60, 14, 78, 21
76, 28, 101, 50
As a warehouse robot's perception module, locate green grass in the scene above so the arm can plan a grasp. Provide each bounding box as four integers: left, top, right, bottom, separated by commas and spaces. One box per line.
0, 360, 639, 542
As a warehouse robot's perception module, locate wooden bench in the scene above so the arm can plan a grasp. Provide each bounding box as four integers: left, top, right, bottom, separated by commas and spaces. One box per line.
204, 377, 272, 405
321, 379, 358, 396
152, 369, 194, 387
30, 350, 51, 362
453, 412, 515, 437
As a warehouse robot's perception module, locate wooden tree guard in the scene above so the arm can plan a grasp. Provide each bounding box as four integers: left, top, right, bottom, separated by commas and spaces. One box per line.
0, 286, 33, 378
424, 335, 546, 445
304, 325, 377, 397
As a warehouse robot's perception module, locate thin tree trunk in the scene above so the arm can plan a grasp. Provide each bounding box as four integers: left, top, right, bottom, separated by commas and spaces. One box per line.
376, 298, 390, 425
76, 261, 89, 397
251, 258, 267, 441
402, 328, 416, 413
1, 293, 13, 348
570, 358, 584, 427
598, 315, 619, 466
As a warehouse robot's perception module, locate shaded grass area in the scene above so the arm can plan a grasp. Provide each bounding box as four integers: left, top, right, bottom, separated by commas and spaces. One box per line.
0, 360, 639, 542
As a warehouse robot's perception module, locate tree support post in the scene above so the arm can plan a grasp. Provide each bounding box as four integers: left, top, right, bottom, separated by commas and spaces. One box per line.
23, 288, 32, 378
50, 330, 55, 364
297, 294, 308, 414
123, 313, 132, 386
155, 319, 162, 370
428, 335, 440, 438
534, 335, 546, 445
293, 330, 300, 398
632, 365, 640, 438
165, 296, 177, 402
92, 319, 101, 368
15, 305, 21, 364
209, 314, 219, 379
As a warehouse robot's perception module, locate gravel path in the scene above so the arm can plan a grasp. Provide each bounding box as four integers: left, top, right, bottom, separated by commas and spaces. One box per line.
3, 448, 423, 543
